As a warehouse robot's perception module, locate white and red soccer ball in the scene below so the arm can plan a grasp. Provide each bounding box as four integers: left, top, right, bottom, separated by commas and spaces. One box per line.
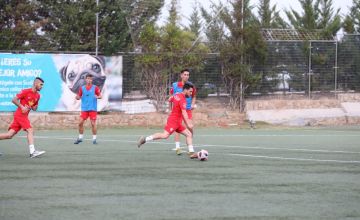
197, 149, 209, 161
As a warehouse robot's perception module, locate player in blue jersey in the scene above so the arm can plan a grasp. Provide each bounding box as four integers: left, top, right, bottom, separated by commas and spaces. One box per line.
74, 74, 102, 145
169, 69, 197, 155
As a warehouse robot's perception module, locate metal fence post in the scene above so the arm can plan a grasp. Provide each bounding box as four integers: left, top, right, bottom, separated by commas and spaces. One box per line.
334, 41, 338, 99
308, 41, 312, 99
95, 0, 99, 56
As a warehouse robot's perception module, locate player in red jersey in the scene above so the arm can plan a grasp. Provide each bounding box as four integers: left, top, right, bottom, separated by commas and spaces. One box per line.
0, 77, 46, 158
137, 83, 195, 154
169, 69, 197, 154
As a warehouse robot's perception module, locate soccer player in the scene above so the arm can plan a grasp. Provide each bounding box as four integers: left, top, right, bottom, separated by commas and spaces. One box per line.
74, 74, 102, 145
0, 77, 46, 158
169, 69, 196, 155
137, 83, 195, 154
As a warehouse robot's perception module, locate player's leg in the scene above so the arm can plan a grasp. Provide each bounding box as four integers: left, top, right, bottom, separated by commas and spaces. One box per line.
74, 113, 86, 144
179, 128, 195, 154
174, 132, 181, 153
137, 130, 171, 148
174, 110, 192, 152
0, 118, 20, 140
25, 127, 45, 158
0, 129, 17, 140
0, 128, 17, 156
89, 111, 97, 144
90, 119, 97, 144
186, 110, 193, 134
18, 116, 46, 158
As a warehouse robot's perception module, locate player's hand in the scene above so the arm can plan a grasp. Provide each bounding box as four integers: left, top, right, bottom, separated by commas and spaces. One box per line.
31, 105, 38, 111
21, 105, 30, 113
189, 127, 194, 134
187, 122, 194, 130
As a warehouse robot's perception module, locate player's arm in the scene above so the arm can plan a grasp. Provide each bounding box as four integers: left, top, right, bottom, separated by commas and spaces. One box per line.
191, 87, 197, 110
12, 96, 29, 113
168, 96, 174, 111
168, 87, 174, 111
95, 86, 102, 99
191, 96, 196, 110
75, 87, 82, 100
31, 96, 40, 111
181, 109, 193, 130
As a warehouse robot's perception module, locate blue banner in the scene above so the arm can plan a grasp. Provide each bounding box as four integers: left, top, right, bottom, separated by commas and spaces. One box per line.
0, 54, 61, 111
0, 53, 123, 112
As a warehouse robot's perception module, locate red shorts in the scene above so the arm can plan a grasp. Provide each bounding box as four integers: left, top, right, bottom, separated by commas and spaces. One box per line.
186, 109, 192, 119
80, 111, 97, 120
164, 119, 186, 135
9, 116, 32, 133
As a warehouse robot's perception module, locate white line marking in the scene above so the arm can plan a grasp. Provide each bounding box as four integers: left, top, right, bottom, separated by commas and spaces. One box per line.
227, 153, 360, 164
18, 135, 360, 154
202, 143, 360, 154
196, 134, 360, 137
28, 134, 360, 137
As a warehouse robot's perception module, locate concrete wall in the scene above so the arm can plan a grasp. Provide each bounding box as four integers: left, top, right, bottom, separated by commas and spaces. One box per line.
0, 110, 245, 130
246, 93, 360, 126
1, 94, 359, 130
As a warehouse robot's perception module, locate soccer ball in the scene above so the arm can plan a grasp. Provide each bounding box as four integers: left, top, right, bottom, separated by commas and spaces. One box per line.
197, 149, 209, 161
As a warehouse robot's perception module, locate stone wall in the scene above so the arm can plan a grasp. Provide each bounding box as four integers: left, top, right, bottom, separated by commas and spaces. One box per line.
1, 94, 359, 130
337, 93, 360, 102
246, 99, 341, 111
245, 93, 360, 126
0, 110, 245, 130
246, 93, 360, 111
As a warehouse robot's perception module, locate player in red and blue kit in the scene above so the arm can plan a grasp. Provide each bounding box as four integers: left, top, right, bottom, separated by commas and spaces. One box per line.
74, 74, 102, 145
169, 69, 196, 154
137, 83, 196, 155
0, 77, 46, 158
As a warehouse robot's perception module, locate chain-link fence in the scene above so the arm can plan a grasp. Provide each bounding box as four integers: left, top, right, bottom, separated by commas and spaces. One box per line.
121, 34, 360, 101
1, 36, 359, 103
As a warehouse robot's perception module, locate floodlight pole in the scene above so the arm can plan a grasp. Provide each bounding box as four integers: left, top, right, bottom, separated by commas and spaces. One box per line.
308, 41, 312, 99
95, 0, 99, 56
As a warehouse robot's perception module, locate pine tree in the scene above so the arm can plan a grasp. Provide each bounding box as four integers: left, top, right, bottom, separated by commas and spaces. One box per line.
136, 0, 209, 112
258, 0, 288, 28
188, 4, 201, 38
285, 0, 341, 37
220, 0, 267, 111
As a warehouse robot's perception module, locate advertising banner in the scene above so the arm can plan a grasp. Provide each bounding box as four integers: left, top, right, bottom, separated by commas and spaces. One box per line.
0, 53, 122, 112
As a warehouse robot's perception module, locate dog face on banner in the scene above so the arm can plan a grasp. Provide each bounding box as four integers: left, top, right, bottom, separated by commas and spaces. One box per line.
60, 55, 106, 93
58, 55, 109, 111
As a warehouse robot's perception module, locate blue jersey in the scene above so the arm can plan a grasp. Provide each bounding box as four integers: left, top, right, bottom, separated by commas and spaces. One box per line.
171, 81, 195, 110
81, 85, 97, 111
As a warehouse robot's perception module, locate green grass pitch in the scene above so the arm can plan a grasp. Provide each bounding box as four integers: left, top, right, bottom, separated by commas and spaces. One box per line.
1, 127, 360, 220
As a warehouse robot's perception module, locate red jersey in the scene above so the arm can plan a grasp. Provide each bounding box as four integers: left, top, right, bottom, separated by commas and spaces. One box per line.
78, 84, 101, 97
14, 88, 40, 117
168, 93, 187, 122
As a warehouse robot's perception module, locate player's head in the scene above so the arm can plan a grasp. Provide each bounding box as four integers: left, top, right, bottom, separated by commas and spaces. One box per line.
33, 77, 44, 91
183, 82, 194, 98
85, 74, 93, 85
180, 69, 190, 82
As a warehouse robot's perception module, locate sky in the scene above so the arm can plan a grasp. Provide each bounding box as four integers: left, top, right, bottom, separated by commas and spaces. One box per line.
158, 0, 353, 27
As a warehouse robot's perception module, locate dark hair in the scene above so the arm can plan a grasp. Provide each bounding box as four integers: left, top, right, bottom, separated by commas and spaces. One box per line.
86, 74, 93, 78
180, 69, 190, 74
183, 82, 194, 90
35, 77, 44, 83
